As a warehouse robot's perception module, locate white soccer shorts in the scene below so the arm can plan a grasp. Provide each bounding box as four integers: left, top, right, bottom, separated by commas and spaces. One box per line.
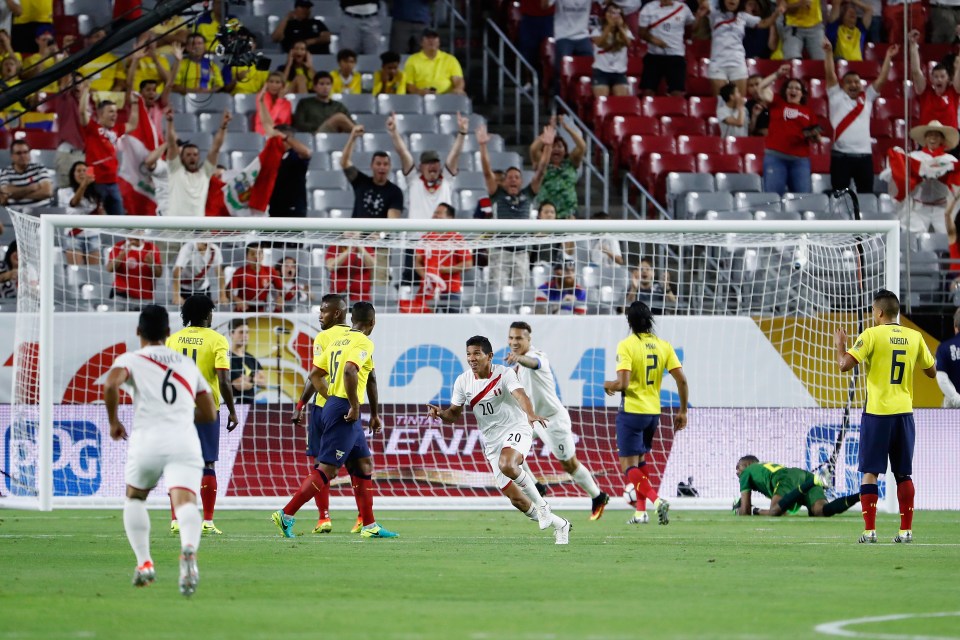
125, 446, 204, 495
483, 425, 534, 490
707, 60, 749, 82
533, 412, 577, 461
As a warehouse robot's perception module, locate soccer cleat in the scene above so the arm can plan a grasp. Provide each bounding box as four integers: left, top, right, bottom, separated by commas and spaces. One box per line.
655, 498, 671, 525
271, 509, 296, 538
313, 518, 333, 534
535, 482, 548, 497
554, 519, 571, 545
627, 511, 650, 525
535, 503, 554, 530
893, 530, 913, 544
360, 523, 399, 538
350, 515, 363, 534
178, 546, 199, 597
132, 560, 156, 587
589, 492, 610, 521
170, 520, 179, 534
201, 522, 223, 535
858, 530, 878, 544
814, 465, 833, 488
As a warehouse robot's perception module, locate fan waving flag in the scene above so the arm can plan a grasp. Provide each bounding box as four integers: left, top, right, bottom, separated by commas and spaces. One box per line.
222, 136, 286, 216
885, 146, 960, 201
117, 94, 162, 216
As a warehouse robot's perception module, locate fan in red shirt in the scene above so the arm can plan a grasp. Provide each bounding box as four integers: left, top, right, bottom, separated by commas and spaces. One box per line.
106, 235, 162, 308
230, 243, 283, 312
325, 231, 376, 303
909, 29, 960, 129
79, 85, 140, 216
407, 202, 473, 313
763, 67, 820, 195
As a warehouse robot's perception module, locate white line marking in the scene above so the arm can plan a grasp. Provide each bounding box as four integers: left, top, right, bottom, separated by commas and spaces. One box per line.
815, 612, 960, 639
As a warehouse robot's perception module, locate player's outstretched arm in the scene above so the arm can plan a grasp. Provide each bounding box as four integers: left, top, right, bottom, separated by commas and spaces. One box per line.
669, 367, 689, 431
510, 388, 548, 426
426, 403, 463, 424
217, 370, 239, 431
368, 370, 381, 434
196, 390, 217, 424
505, 351, 540, 369
103, 367, 130, 441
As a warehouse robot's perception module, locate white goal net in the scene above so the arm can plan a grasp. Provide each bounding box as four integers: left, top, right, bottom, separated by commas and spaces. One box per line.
5, 211, 952, 513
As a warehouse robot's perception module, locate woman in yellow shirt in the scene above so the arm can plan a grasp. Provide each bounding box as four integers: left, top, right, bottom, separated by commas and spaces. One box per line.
283, 40, 314, 93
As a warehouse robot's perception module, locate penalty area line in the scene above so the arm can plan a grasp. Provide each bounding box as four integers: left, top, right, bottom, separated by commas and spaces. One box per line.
814, 612, 960, 639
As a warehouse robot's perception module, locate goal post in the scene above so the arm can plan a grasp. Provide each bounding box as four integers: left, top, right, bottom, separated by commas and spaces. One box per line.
7, 210, 938, 514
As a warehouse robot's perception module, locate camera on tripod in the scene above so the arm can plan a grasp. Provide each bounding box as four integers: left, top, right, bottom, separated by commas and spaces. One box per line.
215, 17, 270, 70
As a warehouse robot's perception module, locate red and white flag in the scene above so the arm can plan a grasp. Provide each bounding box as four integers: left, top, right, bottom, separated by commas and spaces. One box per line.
222, 136, 285, 216
884, 146, 960, 201
117, 95, 162, 216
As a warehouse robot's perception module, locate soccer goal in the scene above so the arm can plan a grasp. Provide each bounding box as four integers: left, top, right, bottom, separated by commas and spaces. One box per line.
6, 210, 944, 513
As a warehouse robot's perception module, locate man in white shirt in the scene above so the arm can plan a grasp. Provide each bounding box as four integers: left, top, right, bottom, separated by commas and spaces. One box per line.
506, 322, 611, 520
637, 0, 699, 97
824, 40, 898, 193
103, 305, 216, 596
546, 0, 593, 94
427, 335, 572, 544
164, 108, 230, 216
172, 241, 229, 305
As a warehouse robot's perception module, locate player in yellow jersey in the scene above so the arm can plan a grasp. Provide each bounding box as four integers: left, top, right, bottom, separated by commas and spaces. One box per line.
603, 301, 688, 526
166, 295, 238, 535
835, 289, 936, 544
290, 293, 364, 534
273, 302, 398, 539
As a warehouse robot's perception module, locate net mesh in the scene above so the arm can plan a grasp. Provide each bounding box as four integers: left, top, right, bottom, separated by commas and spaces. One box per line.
5, 211, 952, 511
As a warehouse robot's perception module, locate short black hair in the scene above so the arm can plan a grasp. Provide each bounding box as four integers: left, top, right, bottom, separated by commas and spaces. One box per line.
337, 48, 357, 62
592, 211, 610, 220
873, 289, 900, 317
321, 293, 346, 305
351, 301, 376, 324
3, 239, 17, 269
779, 77, 807, 104
181, 294, 215, 327
245, 242, 260, 253
138, 305, 170, 341
719, 82, 737, 103
380, 51, 400, 65
97, 99, 116, 112
738, 454, 759, 467
466, 335, 493, 355
371, 150, 390, 162
229, 317, 248, 332
509, 321, 532, 334
10, 139, 29, 153
314, 70, 333, 83
436, 202, 455, 218
139, 79, 158, 92
933, 63, 950, 75
180, 142, 200, 153
840, 71, 861, 83
626, 300, 654, 335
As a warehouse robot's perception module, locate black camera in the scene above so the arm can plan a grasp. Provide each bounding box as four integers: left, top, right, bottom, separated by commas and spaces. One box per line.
215, 18, 269, 70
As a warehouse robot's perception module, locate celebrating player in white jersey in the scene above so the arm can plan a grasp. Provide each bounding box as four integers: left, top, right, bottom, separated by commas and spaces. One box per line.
103, 305, 216, 597
506, 322, 610, 520
427, 335, 572, 544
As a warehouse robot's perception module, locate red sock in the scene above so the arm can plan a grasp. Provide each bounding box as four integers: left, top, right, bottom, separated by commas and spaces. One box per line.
283, 469, 327, 517
353, 475, 375, 526
627, 465, 658, 505
314, 479, 330, 520
897, 479, 914, 530
200, 472, 217, 521
860, 486, 879, 531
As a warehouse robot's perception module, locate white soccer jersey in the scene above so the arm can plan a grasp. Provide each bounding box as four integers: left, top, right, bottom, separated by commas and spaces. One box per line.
451, 364, 528, 439
589, 25, 633, 74
174, 242, 223, 291
708, 0, 760, 68
828, 84, 877, 155
112, 345, 212, 446
405, 166, 457, 220
639, 1, 694, 57
513, 348, 567, 419
549, 0, 593, 41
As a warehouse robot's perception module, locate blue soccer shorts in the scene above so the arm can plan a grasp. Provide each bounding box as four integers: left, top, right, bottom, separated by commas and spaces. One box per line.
615, 411, 659, 457
858, 412, 915, 476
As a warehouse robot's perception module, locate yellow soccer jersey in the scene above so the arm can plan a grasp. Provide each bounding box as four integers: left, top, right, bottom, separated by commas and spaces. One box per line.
847, 323, 935, 415
331, 70, 362, 95
615, 332, 681, 414
167, 326, 230, 406
311, 324, 351, 407
324, 330, 375, 404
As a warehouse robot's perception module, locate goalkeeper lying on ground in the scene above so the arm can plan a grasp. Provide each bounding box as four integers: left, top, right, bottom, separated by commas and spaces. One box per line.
734, 455, 860, 517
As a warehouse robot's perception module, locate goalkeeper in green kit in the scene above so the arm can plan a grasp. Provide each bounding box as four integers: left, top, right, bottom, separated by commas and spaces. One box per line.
734, 455, 860, 517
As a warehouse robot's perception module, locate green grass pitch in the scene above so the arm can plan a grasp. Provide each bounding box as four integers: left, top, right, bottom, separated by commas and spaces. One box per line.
1, 509, 959, 640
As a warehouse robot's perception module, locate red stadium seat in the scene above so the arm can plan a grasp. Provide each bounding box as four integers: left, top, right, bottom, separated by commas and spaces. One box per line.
685, 76, 714, 97
637, 152, 697, 204
627, 55, 643, 78
659, 115, 706, 136
870, 117, 894, 138
893, 118, 907, 140
540, 38, 556, 93
863, 43, 890, 64
688, 95, 718, 119
687, 39, 711, 60
808, 96, 828, 119
624, 135, 677, 175
743, 152, 764, 174
605, 115, 660, 167
642, 96, 689, 118
879, 79, 905, 100
504, 0, 522, 40
807, 78, 826, 100
53, 15, 79, 48
918, 43, 956, 62
677, 135, 724, 156
704, 116, 721, 137
791, 59, 826, 80
837, 60, 881, 82
697, 153, 744, 174
593, 95, 642, 130
694, 57, 711, 79
724, 136, 766, 156
874, 97, 904, 121
572, 77, 594, 122
872, 136, 901, 174
747, 58, 784, 79
817, 116, 833, 139
14, 129, 59, 149
559, 55, 594, 102
811, 152, 831, 174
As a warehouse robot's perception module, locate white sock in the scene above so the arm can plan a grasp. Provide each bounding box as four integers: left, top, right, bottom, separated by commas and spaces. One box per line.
520, 460, 537, 482
523, 505, 538, 523
123, 498, 151, 566
550, 513, 567, 530
570, 463, 601, 499
513, 470, 546, 507
175, 501, 202, 553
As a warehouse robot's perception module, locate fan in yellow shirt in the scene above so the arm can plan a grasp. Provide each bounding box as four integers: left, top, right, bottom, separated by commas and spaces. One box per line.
331, 49, 362, 95
403, 28, 465, 95
373, 51, 406, 95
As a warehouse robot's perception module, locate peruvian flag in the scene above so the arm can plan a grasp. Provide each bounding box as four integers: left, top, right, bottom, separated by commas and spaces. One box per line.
117, 94, 162, 216
222, 135, 286, 216
884, 146, 960, 201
